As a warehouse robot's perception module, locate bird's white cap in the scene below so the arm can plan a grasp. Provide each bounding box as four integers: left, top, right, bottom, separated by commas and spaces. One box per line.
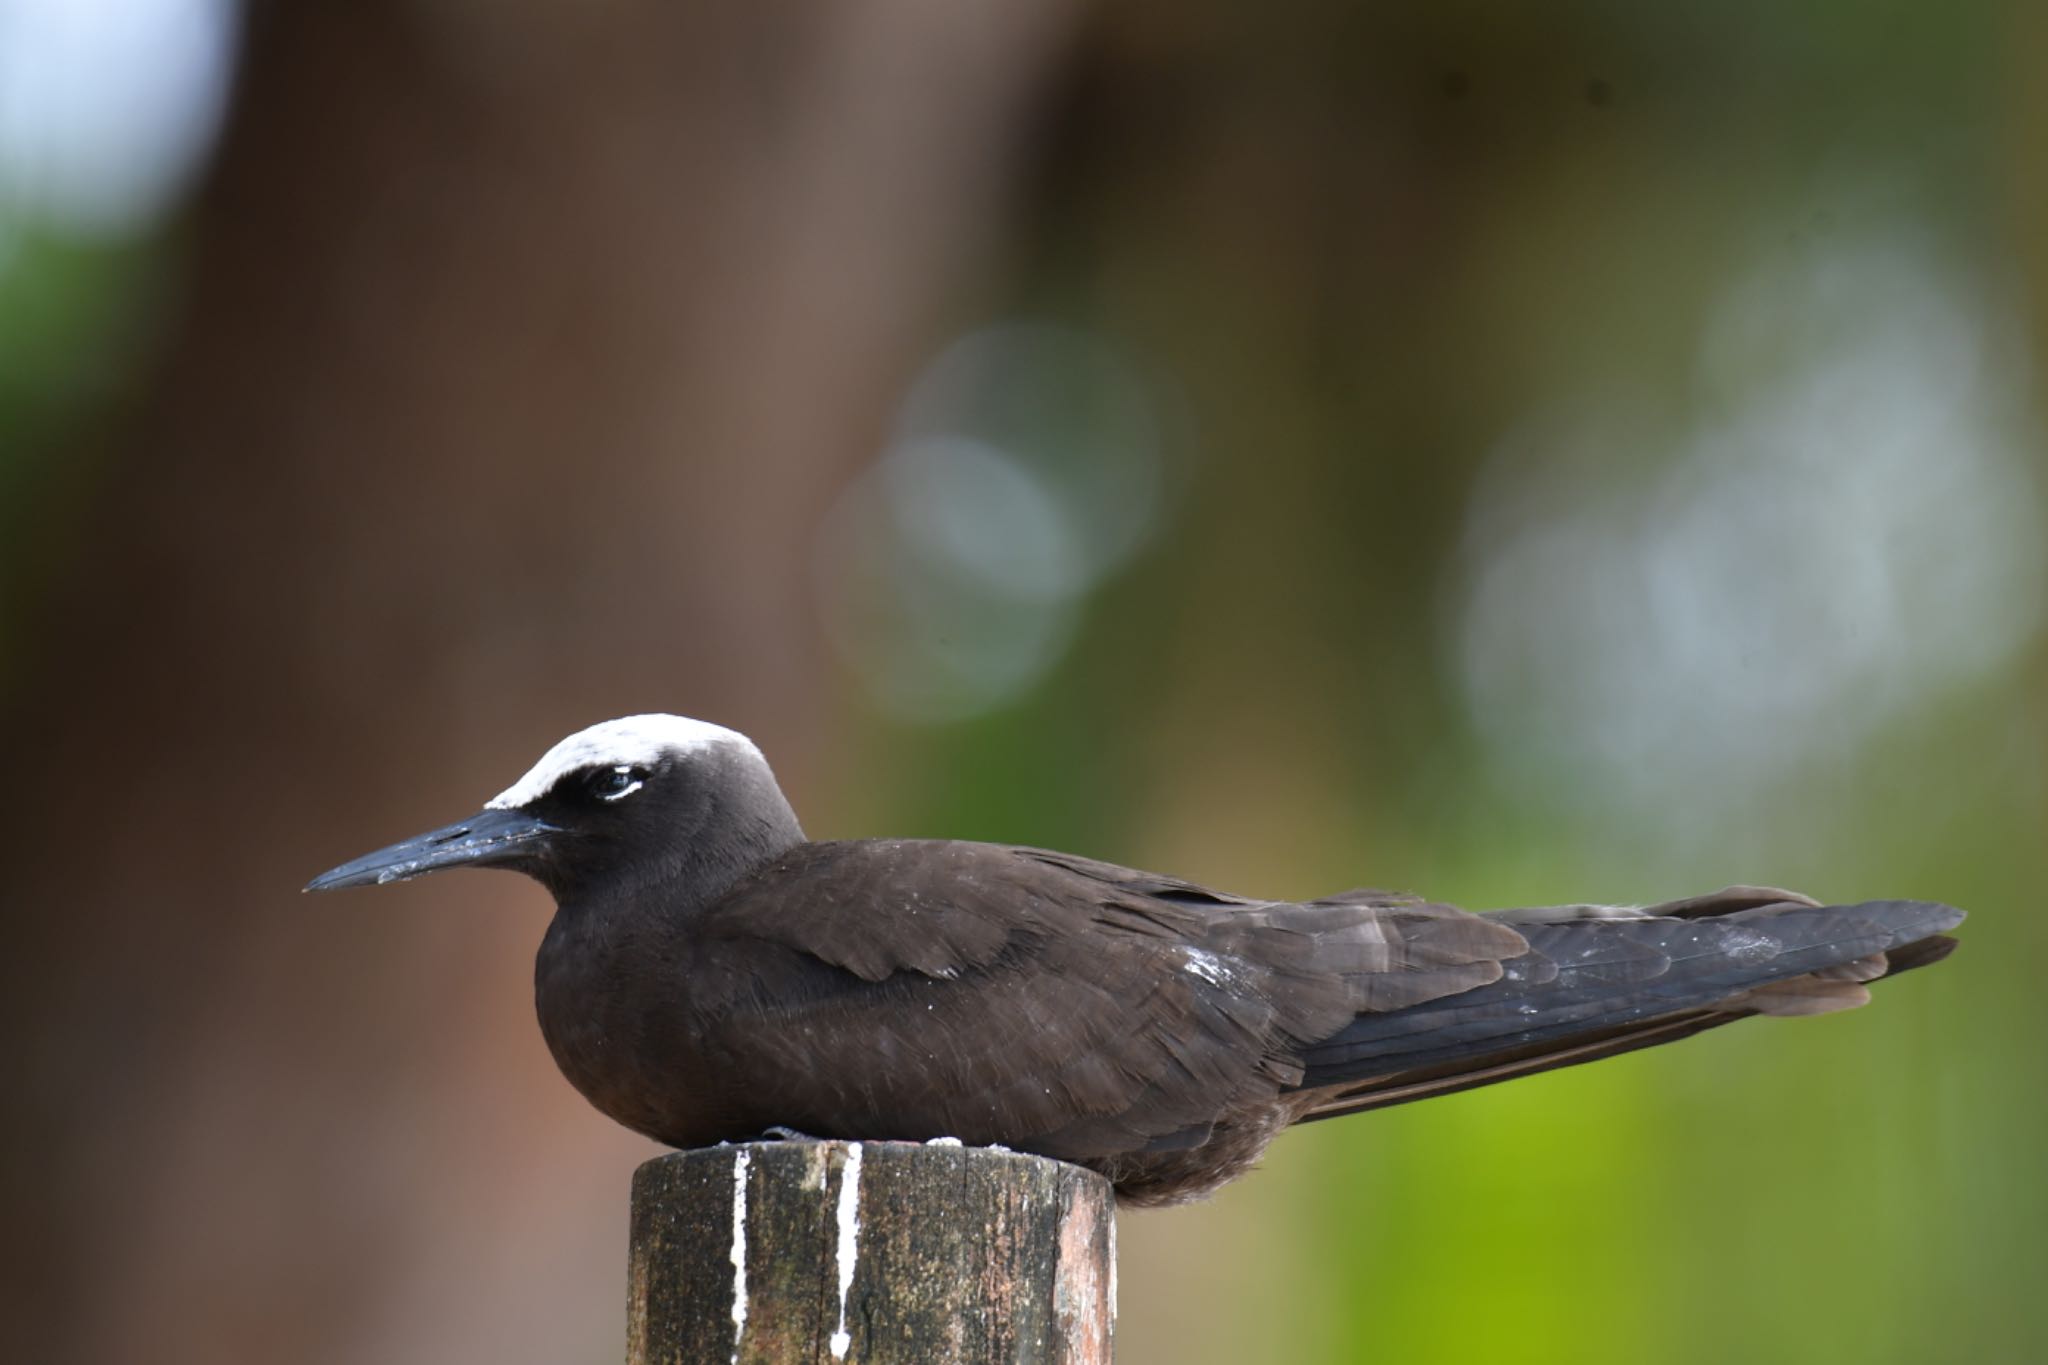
485, 715, 758, 810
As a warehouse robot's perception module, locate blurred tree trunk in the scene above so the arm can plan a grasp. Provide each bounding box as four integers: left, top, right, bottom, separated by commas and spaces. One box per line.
0, 3, 1075, 1362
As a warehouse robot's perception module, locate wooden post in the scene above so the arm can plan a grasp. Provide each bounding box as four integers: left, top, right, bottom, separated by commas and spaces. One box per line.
628, 1140, 1117, 1364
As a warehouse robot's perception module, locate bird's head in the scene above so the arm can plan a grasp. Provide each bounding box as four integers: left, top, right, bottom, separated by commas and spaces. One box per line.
306, 714, 803, 901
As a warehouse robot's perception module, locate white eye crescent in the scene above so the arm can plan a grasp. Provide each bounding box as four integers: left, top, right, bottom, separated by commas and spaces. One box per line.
597, 765, 646, 802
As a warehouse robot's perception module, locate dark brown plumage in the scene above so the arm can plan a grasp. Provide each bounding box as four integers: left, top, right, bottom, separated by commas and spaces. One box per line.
308, 715, 1963, 1206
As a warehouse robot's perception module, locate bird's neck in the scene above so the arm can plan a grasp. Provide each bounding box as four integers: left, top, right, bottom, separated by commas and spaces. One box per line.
657, 799, 805, 913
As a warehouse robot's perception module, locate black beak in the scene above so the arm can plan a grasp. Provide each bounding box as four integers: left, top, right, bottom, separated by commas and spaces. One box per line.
305, 808, 559, 892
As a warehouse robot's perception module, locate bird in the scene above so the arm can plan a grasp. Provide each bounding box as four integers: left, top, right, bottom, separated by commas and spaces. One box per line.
307, 714, 1963, 1206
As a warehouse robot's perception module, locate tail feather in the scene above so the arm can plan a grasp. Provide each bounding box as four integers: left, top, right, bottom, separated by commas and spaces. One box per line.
1290, 895, 1961, 1120
1297, 1010, 1738, 1122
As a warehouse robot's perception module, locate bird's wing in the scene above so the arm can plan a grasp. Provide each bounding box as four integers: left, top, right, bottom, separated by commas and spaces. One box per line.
692, 850, 1959, 1159
688, 840, 1531, 1157
1290, 891, 1963, 1121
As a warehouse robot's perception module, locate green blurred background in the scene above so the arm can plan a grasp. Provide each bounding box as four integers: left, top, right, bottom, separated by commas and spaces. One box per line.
2, 2, 2040, 1362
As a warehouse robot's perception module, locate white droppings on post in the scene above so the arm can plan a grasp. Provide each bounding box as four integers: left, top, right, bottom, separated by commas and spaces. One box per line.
1108, 1206, 1118, 1322
728, 1147, 750, 1363
828, 1142, 863, 1360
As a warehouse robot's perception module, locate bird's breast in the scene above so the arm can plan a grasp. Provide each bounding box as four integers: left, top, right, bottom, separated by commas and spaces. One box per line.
532, 910, 738, 1147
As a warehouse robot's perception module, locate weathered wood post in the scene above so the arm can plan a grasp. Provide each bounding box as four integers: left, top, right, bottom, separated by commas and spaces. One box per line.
629, 1140, 1116, 1364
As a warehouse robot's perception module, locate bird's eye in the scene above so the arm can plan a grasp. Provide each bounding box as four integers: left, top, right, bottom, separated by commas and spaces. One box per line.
590, 765, 647, 802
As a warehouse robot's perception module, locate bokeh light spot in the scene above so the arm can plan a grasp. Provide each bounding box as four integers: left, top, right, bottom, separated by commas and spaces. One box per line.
817, 322, 1168, 722
1454, 222, 2046, 832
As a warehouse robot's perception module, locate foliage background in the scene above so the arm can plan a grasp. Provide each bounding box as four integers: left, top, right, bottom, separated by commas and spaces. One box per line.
2, 3, 2039, 1362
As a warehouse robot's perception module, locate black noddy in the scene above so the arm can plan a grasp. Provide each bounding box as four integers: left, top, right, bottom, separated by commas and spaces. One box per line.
308, 714, 1963, 1205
